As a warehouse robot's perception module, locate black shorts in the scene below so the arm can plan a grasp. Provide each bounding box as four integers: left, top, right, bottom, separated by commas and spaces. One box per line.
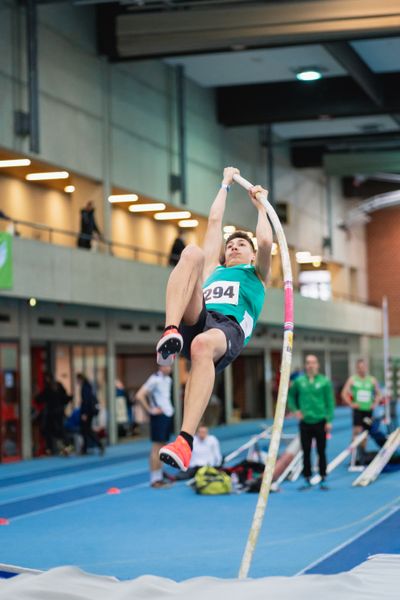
150, 414, 173, 443
179, 305, 245, 374
353, 409, 373, 429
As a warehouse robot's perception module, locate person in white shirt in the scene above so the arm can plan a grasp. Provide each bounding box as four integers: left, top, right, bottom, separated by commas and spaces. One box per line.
191, 424, 222, 467
135, 366, 174, 488
175, 424, 222, 480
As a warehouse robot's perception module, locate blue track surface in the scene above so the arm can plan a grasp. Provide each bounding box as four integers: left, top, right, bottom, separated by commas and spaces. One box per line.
0, 408, 399, 580
305, 507, 400, 574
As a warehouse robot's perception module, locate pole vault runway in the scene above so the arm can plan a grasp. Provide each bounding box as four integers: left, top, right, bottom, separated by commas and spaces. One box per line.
0, 410, 399, 591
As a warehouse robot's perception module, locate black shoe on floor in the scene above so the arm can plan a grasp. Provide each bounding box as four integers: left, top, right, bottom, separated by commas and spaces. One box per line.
298, 479, 312, 491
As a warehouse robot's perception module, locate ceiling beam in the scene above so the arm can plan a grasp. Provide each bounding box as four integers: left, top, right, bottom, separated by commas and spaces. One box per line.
98, 0, 400, 60
217, 73, 400, 127
324, 151, 400, 175
324, 41, 385, 108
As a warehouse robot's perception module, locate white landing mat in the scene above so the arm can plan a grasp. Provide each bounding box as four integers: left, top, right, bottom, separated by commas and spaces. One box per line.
0, 554, 399, 600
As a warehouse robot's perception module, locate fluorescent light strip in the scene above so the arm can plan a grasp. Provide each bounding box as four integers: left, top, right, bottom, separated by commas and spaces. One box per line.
26, 171, 69, 181
109, 194, 138, 203
154, 211, 191, 220
297, 255, 322, 264
296, 251, 311, 260
0, 158, 31, 168
129, 203, 166, 212
178, 219, 199, 228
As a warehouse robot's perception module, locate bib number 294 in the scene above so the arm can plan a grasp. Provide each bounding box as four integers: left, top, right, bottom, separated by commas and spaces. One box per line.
203, 281, 239, 305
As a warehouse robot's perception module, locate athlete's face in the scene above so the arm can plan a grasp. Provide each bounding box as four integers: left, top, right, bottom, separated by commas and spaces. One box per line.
305, 355, 319, 377
159, 366, 172, 376
356, 361, 367, 377
224, 237, 255, 267
197, 426, 208, 440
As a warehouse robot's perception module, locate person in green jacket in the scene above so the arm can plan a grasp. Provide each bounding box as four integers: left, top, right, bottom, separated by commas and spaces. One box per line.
288, 354, 335, 490
155, 166, 273, 472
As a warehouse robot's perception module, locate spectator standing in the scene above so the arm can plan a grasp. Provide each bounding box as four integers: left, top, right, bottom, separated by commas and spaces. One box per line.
135, 366, 174, 488
35, 374, 71, 455
77, 201, 102, 249
288, 354, 335, 491
168, 232, 187, 266
76, 373, 105, 455
341, 358, 381, 450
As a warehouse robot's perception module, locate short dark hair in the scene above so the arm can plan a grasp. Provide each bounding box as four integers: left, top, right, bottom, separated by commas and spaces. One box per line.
225, 231, 255, 252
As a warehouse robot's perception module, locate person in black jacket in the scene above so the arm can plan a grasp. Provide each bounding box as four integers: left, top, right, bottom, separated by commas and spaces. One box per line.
168, 232, 187, 266
35, 374, 71, 455
77, 201, 102, 249
76, 373, 105, 455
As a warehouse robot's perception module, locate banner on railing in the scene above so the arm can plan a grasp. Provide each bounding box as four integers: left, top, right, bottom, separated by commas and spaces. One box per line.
0, 233, 13, 289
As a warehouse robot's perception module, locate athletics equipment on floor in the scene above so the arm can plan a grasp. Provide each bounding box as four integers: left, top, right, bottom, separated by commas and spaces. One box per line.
233, 174, 294, 579
223, 426, 272, 464
310, 430, 368, 485
352, 427, 400, 487
271, 447, 303, 491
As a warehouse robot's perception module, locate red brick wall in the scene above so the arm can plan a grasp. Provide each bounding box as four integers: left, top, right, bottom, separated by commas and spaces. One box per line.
366, 207, 400, 334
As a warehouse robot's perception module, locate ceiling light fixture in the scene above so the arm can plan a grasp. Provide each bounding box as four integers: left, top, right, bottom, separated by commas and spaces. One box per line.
296, 251, 323, 264
129, 203, 166, 212
296, 69, 322, 82
223, 225, 236, 234
0, 158, 31, 168
26, 171, 69, 181
154, 211, 191, 220
108, 194, 138, 203
178, 219, 199, 228
64, 185, 75, 193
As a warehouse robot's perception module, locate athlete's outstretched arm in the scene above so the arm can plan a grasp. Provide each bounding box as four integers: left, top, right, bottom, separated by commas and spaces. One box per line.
203, 166, 239, 279
248, 185, 273, 284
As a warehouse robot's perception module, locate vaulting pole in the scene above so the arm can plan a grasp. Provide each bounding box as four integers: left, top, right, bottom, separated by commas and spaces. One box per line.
233, 174, 294, 579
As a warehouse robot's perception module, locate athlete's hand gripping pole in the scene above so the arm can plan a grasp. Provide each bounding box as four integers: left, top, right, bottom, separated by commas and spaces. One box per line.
233, 173, 294, 579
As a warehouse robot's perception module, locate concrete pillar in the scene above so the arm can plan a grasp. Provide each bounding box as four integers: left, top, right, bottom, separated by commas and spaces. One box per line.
172, 359, 182, 435
19, 301, 32, 459
325, 349, 331, 379
106, 314, 117, 445
224, 363, 233, 423
101, 58, 112, 247
264, 349, 273, 419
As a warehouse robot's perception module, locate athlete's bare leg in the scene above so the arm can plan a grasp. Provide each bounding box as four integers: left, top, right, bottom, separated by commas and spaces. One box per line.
150, 442, 163, 472
181, 328, 227, 435
165, 245, 205, 328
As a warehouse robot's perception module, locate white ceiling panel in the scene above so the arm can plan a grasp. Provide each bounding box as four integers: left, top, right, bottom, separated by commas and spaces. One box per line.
166, 45, 346, 87
273, 115, 399, 140
351, 37, 400, 73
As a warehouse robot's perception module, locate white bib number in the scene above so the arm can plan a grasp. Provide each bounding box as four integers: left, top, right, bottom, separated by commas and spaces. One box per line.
356, 390, 372, 404
203, 280, 239, 305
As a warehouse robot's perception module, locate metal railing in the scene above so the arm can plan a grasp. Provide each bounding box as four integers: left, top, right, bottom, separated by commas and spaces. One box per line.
0, 215, 374, 305
1, 216, 170, 267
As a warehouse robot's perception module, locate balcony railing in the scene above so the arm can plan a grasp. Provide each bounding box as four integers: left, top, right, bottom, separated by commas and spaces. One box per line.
0, 215, 373, 305
0, 216, 170, 267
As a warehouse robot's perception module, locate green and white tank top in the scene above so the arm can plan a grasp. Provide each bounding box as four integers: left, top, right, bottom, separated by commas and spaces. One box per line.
202, 264, 265, 345
351, 375, 375, 411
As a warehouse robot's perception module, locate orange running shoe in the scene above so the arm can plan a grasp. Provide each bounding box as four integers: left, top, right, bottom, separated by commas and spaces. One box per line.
159, 435, 192, 471
156, 326, 183, 366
